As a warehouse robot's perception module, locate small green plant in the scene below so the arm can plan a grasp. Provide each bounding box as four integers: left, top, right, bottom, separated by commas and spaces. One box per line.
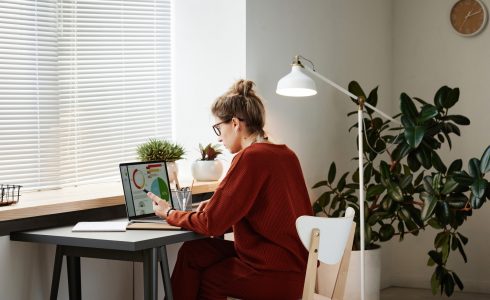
198, 143, 222, 160
137, 139, 185, 162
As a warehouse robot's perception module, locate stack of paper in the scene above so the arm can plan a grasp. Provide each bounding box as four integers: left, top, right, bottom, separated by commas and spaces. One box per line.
72, 221, 128, 232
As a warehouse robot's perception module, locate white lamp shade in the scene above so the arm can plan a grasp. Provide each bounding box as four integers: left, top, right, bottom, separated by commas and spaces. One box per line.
276, 65, 317, 97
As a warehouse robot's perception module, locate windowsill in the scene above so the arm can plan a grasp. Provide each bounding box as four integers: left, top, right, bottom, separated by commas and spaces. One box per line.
0, 180, 219, 222
0, 182, 124, 222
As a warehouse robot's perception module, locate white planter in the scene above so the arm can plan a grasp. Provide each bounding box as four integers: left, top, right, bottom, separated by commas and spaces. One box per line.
317, 247, 381, 300
191, 160, 223, 181
166, 161, 178, 183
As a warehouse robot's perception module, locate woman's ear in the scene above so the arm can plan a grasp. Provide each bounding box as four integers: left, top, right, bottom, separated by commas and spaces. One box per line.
231, 117, 241, 131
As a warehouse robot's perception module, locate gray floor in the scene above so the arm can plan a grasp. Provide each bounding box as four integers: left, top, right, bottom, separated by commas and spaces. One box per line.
381, 287, 490, 300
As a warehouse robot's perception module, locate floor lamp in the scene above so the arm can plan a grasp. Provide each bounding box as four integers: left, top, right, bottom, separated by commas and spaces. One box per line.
276, 55, 400, 300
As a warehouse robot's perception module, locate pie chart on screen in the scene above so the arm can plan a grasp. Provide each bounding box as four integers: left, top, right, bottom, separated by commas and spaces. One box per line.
132, 169, 145, 189
150, 177, 170, 202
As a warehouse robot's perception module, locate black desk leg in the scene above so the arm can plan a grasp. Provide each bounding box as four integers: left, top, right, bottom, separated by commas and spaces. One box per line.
143, 248, 158, 300
159, 246, 173, 300
50, 246, 63, 300
67, 255, 82, 300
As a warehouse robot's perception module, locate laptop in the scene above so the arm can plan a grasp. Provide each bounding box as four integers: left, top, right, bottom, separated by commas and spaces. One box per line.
119, 161, 175, 224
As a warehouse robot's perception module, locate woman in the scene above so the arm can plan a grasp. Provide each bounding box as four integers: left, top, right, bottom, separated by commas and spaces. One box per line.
148, 79, 313, 300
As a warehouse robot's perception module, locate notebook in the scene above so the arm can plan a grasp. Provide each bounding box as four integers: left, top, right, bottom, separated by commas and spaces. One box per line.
119, 161, 176, 224
72, 221, 128, 232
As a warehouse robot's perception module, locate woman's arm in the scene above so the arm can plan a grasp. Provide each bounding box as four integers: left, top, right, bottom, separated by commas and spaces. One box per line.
167, 150, 266, 236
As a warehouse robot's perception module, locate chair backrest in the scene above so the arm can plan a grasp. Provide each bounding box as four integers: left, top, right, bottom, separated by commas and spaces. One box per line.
296, 207, 354, 265
296, 207, 355, 300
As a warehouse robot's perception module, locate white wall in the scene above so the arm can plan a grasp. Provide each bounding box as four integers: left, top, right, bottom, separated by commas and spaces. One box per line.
173, 0, 246, 179
383, 0, 490, 293
245, 0, 393, 201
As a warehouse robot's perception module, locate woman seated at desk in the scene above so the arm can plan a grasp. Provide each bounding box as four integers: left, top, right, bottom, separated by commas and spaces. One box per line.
148, 79, 313, 300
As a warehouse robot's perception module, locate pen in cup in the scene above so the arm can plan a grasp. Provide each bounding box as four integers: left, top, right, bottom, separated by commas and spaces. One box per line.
183, 188, 189, 211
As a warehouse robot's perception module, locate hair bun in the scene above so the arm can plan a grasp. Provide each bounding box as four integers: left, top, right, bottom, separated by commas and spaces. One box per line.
234, 79, 255, 97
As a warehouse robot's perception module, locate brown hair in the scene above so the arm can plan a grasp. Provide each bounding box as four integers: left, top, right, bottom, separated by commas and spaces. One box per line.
211, 79, 266, 137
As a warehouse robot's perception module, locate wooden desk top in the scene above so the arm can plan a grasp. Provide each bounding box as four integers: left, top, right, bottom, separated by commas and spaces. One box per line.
0, 181, 219, 222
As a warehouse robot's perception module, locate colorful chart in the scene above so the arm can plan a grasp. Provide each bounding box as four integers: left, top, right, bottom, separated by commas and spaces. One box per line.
146, 163, 162, 178
132, 169, 145, 189
150, 177, 170, 202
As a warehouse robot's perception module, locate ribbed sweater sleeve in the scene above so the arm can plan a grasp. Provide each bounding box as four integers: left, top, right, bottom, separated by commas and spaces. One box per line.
167, 149, 263, 236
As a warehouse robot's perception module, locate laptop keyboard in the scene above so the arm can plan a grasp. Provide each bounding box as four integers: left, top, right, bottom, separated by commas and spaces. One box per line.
131, 216, 168, 224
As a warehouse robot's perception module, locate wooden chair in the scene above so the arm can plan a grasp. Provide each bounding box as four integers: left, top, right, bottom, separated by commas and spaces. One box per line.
296, 207, 356, 300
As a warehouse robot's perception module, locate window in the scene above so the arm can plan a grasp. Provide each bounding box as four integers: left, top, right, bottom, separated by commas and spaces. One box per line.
0, 0, 172, 191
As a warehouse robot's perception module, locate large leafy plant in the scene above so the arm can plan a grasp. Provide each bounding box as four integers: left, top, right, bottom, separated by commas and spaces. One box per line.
313, 81, 490, 296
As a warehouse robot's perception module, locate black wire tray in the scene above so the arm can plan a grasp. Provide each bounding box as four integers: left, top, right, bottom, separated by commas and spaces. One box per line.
0, 185, 22, 206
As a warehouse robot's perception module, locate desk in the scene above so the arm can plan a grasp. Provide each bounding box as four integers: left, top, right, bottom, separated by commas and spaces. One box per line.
10, 224, 204, 300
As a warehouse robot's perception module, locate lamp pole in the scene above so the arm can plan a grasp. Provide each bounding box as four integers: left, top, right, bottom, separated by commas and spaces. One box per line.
357, 98, 366, 300
277, 55, 400, 300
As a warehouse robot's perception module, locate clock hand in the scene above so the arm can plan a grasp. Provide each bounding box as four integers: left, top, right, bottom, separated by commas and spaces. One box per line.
459, 10, 473, 31
459, 11, 471, 31
468, 9, 482, 17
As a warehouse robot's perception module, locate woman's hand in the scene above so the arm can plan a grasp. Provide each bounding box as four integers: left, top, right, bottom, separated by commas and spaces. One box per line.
147, 191, 172, 219
196, 199, 210, 212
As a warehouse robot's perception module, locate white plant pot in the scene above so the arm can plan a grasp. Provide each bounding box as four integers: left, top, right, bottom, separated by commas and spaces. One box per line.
317, 247, 381, 300
166, 161, 178, 184
191, 160, 223, 181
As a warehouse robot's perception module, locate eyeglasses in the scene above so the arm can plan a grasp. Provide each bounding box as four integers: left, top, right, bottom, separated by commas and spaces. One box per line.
212, 119, 232, 136
212, 117, 243, 136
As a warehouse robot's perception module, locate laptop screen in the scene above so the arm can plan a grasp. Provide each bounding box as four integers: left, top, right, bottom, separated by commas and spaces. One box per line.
119, 161, 173, 219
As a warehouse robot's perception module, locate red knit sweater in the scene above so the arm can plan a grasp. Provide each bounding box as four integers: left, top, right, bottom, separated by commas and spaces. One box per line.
167, 143, 313, 273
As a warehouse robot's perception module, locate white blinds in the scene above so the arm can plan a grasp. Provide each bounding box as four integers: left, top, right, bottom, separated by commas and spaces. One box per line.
0, 0, 59, 189
57, 0, 171, 187
0, 0, 172, 191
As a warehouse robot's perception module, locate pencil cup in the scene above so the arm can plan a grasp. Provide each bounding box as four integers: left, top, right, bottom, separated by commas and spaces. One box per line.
174, 189, 192, 211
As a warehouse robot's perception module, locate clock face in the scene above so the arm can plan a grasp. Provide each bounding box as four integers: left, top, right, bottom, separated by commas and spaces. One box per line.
450, 0, 488, 36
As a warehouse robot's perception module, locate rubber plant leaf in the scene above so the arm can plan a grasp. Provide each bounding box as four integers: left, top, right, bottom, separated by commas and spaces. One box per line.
405, 126, 425, 148
400, 92, 418, 123
480, 145, 490, 173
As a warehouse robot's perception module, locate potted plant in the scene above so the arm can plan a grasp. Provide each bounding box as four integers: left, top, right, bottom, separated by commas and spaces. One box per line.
136, 138, 185, 183
191, 143, 223, 181
313, 81, 490, 298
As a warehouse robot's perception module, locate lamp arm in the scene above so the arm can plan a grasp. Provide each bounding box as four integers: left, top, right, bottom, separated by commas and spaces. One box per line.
302, 65, 401, 125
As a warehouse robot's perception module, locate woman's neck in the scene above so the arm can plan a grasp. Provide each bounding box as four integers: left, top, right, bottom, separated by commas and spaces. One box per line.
241, 133, 269, 149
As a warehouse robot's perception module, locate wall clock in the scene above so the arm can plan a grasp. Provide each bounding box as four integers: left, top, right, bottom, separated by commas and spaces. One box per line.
450, 0, 488, 36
